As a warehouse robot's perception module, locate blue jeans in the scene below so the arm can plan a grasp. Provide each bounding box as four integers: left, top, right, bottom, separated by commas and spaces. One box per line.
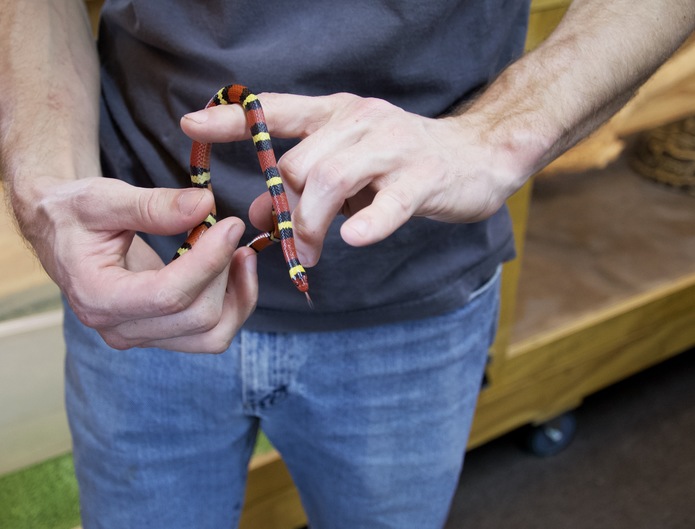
64, 268, 501, 529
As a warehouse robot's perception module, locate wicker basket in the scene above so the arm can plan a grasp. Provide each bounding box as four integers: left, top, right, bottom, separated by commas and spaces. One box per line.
629, 115, 695, 196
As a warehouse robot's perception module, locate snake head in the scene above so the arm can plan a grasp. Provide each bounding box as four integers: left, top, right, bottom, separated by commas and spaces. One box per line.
291, 270, 310, 294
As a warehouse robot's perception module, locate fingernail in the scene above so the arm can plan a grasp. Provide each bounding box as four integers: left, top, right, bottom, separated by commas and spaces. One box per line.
184, 110, 208, 124
244, 252, 257, 274
228, 221, 246, 244
178, 189, 205, 215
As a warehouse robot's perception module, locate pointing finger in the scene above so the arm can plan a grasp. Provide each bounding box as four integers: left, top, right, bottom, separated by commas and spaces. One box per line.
180, 92, 340, 144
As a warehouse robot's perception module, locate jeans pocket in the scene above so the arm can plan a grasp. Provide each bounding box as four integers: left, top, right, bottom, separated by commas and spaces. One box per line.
467, 264, 503, 303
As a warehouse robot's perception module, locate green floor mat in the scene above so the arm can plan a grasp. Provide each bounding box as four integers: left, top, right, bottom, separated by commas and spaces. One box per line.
0, 433, 275, 529
0, 454, 80, 529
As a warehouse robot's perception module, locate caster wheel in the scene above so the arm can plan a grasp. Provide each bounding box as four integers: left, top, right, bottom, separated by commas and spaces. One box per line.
522, 411, 577, 457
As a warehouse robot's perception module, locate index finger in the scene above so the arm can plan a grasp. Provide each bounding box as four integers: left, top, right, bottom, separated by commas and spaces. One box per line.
180, 91, 338, 144
94, 218, 246, 324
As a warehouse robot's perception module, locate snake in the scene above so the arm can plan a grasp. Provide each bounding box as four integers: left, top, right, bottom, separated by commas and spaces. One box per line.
172, 84, 312, 307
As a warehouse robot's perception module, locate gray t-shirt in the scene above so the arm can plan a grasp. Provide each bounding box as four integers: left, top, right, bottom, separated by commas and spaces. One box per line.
97, 0, 529, 331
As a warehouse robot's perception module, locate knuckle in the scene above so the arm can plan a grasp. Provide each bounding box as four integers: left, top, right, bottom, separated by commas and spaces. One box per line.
74, 309, 101, 329
381, 186, 414, 216
476, 194, 505, 220
152, 286, 191, 316
68, 291, 108, 329
289, 209, 309, 234
278, 151, 304, 184
188, 304, 224, 335
352, 96, 394, 120
325, 92, 359, 113
68, 179, 100, 223
206, 335, 233, 355
312, 160, 348, 194
136, 189, 159, 226
192, 327, 234, 355
100, 332, 132, 351
290, 209, 321, 247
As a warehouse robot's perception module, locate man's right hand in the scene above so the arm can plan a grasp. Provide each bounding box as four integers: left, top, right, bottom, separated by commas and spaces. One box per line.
20, 177, 258, 353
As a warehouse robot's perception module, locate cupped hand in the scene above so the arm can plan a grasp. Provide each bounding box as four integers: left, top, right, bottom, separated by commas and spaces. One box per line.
20, 176, 257, 353
181, 92, 525, 266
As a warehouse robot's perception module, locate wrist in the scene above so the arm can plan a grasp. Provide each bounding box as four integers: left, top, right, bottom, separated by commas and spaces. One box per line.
448, 97, 544, 205
2, 135, 100, 237
3, 174, 65, 244
469, 61, 564, 173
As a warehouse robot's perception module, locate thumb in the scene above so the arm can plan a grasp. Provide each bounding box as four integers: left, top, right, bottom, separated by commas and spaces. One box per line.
79, 178, 215, 235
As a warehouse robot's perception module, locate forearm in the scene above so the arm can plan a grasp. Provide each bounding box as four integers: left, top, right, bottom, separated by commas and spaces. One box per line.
0, 0, 100, 236
462, 0, 695, 188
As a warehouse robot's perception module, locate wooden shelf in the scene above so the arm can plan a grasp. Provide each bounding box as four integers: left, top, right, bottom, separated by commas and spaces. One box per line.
513, 156, 695, 347
468, 154, 695, 448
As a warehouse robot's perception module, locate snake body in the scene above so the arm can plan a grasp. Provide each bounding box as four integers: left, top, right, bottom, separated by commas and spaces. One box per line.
173, 84, 311, 304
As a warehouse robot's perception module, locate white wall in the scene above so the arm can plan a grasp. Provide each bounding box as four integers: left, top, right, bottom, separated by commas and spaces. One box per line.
0, 310, 71, 475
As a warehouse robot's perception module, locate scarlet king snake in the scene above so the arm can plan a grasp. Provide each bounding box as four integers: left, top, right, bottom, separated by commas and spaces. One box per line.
173, 84, 312, 307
